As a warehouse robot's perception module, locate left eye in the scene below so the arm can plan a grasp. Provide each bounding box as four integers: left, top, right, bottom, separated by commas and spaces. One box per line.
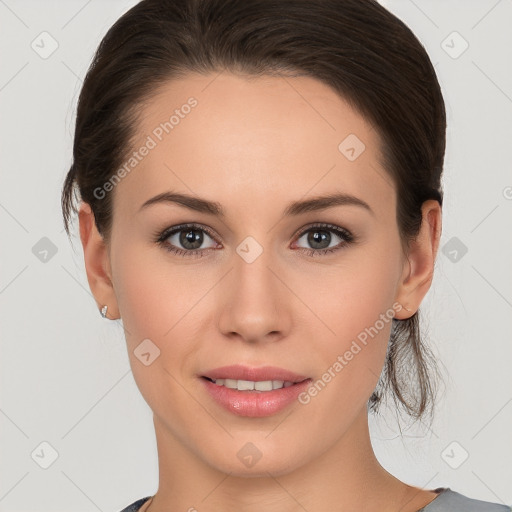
293, 224, 353, 253
297, 230, 338, 249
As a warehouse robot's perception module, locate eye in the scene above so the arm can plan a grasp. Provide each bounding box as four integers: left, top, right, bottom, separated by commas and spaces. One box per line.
155, 223, 220, 258
154, 222, 355, 258
293, 223, 355, 256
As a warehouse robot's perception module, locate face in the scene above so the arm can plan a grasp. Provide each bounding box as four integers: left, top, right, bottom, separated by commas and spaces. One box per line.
101, 72, 412, 476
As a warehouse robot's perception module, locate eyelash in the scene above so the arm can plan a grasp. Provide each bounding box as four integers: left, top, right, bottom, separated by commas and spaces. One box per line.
154, 222, 355, 258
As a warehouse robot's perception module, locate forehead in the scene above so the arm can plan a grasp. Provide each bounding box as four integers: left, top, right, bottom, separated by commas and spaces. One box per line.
114, 72, 394, 219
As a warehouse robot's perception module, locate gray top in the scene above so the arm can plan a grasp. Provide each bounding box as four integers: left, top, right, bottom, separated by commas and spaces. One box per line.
416, 488, 511, 511
119, 487, 512, 511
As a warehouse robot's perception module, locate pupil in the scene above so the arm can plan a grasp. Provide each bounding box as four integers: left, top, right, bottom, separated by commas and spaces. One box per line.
309, 230, 330, 249
181, 229, 203, 249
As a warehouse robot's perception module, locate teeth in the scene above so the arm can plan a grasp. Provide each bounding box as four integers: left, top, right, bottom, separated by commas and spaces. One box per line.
211, 378, 294, 391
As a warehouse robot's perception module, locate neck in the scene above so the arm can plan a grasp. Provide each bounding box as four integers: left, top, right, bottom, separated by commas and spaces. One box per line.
142, 408, 426, 512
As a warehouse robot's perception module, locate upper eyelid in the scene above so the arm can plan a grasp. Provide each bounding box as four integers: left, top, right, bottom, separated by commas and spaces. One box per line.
161, 223, 217, 238
295, 223, 351, 236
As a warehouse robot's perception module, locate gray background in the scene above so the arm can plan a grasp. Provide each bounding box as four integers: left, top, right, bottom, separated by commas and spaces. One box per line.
1, 0, 511, 510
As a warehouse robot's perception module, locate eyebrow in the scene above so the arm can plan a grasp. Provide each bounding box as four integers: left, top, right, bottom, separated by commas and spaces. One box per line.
139, 191, 374, 217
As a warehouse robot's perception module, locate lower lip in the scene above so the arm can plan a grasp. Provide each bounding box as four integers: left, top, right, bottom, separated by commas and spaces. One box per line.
201, 377, 312, 417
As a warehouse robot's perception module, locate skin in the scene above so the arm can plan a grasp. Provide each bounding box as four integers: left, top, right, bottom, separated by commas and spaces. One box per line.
79, 72, 442, 512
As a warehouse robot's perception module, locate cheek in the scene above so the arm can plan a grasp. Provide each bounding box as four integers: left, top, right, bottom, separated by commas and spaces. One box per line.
110, 245, 215, 387
307, 278, 394, 394
112, 244, 203, 342
328, 270, 397, 351
110, 248, 204, 414
301, 242, 401, 394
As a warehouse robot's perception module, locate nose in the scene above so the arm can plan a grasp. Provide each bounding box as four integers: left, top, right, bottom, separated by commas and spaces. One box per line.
217, 245, 292, 344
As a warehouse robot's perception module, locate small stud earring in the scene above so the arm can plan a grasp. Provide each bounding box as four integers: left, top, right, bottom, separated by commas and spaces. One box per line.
100, 305, 108, 318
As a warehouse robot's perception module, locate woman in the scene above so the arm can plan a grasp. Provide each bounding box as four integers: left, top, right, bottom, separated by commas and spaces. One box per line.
61, 0, 511, 511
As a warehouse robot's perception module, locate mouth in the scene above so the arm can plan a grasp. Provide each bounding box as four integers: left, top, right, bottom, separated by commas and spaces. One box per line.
199, 365, 312, 417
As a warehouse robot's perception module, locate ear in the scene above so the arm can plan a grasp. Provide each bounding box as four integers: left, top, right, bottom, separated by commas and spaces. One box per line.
394, 199, 442, 320
78, 202, 120, 320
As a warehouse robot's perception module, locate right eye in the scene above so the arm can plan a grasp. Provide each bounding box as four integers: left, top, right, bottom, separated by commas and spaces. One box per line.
155, 223, 221, 257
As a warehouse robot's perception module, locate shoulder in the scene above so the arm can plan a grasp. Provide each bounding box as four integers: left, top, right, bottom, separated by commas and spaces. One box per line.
117, 490, 512, 512
422, 488, 512, 512
118, 496, 152, 512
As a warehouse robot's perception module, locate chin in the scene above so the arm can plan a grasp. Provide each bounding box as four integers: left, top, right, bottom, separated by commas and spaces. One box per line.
199, 435, 310, 478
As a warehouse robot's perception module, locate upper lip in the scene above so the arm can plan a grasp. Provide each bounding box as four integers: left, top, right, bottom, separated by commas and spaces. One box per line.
201, 365, 309, 383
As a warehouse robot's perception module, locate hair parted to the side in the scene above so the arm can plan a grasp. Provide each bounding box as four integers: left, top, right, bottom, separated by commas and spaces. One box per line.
61, 0, 446, 426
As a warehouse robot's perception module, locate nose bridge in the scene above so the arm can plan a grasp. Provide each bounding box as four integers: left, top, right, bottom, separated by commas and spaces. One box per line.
235, 242, 275, 297
218, 237, 289, 341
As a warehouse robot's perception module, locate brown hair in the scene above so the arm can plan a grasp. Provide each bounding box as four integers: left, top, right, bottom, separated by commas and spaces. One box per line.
61, 0, 446, 425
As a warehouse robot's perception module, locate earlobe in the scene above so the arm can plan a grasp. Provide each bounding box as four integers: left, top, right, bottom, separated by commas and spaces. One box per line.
78, 202, 120, 319
394, 199, 442, 320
